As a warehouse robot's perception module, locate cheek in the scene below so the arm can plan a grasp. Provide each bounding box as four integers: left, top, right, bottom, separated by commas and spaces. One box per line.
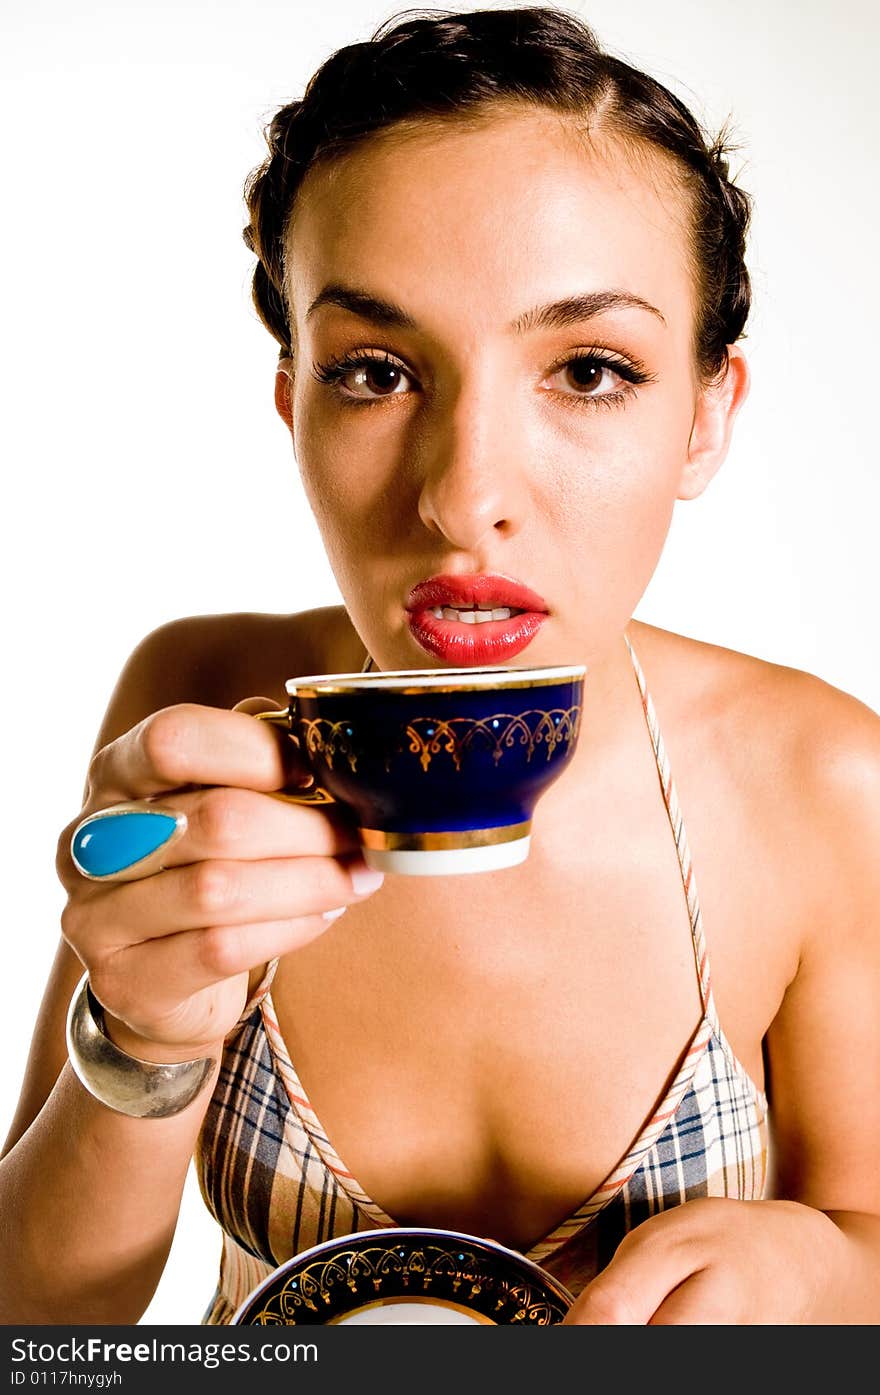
553, 392, 688, 527
292, 398, 402, 602
549, 412, 690, 623
569, 454, 678, 581
294, 384, 400, 494
294, 398, 371, 521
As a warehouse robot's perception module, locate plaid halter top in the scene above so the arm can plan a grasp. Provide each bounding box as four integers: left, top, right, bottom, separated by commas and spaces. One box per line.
195, 638, 768, 1323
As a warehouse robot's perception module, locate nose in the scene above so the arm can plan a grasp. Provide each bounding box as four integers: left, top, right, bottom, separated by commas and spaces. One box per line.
416, 372, 529, 551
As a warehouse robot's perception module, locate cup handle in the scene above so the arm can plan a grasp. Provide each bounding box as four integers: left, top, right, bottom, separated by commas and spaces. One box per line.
253, 709, 337, 806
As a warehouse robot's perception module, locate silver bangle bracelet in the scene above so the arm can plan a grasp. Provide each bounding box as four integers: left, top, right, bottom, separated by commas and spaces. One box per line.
65, 973, 216, 1119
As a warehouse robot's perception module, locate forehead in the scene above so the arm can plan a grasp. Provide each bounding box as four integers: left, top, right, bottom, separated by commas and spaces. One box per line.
286, 105, 694, 339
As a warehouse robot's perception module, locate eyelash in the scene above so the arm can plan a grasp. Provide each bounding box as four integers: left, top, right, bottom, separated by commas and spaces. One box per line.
551, 349, 656, 411
310, 348, 655, 409
311, 350, 393, 389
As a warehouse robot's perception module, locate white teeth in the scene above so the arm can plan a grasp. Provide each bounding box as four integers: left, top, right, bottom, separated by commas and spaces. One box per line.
433, 606, 515, 623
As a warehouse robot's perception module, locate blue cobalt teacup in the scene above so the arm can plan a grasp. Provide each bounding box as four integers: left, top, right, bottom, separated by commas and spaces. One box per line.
259, 664, 586, 875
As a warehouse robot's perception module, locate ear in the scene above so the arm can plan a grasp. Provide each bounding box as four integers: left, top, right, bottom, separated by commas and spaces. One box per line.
677, 345, 750, 501
274, 356, 295, 436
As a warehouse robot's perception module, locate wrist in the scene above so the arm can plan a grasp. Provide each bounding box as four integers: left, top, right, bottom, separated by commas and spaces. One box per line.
66, 975, 219, 1119
101, 1010, 226, 1065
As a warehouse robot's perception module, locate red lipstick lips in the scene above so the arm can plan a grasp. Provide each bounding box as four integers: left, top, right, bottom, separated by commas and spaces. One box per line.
405, 573, 549, 664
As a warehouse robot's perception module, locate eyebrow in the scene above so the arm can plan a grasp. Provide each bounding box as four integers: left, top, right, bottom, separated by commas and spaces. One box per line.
306, 285, 417, 328
305, 283, 666, 331
513, 290, 666, 332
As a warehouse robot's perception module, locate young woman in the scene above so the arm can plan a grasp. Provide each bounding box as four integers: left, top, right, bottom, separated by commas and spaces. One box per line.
2, 6, 878, 1325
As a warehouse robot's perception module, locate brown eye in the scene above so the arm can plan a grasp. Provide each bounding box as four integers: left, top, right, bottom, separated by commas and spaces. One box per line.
559, 358, 621, 395
542, 354, 640, 405
345, 359, 411, 398
566, 360, 603, 392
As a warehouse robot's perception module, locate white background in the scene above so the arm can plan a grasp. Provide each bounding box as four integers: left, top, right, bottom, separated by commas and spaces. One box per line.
1, 0, 877, 1324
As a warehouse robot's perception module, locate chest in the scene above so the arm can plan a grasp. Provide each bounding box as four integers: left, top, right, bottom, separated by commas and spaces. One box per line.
269, 753, 784, 1250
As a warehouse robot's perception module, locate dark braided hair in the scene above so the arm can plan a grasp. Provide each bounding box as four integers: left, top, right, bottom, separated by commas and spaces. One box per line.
244, 6, 751, 381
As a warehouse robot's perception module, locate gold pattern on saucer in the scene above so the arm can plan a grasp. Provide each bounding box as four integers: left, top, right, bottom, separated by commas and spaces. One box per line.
239, 1236, 571, 1326
359, 821, 530, 851
326, 1296, 495, 1324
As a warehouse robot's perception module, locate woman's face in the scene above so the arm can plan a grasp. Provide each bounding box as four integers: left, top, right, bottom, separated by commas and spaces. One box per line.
282, 105, 732, 671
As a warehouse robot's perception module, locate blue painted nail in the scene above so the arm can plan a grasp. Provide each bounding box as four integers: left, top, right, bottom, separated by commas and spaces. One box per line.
71, 808, 181, 878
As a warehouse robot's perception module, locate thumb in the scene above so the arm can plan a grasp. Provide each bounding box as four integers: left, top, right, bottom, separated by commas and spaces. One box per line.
232, 695, 284, 715
232, 694, 316, 791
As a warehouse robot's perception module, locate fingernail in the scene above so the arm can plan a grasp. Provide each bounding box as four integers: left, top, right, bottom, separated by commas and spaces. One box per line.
71, 807, 183, 879
323, 907, 348, 924
350, 863, 385, 897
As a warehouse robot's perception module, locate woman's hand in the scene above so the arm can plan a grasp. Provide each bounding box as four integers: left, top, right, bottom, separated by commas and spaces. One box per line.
562, 1198, 849, 1324
55, 699, 381, 1061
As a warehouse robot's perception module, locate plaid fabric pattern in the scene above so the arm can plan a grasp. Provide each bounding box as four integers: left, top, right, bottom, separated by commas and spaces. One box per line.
195, 639, 768, 1324
196, 1005, 392, 1324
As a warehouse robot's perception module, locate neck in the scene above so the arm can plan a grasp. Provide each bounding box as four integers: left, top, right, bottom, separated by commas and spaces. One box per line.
544, 623, 647, 810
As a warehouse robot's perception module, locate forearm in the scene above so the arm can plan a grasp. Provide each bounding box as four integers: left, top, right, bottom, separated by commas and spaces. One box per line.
0, 1059, 219, 1324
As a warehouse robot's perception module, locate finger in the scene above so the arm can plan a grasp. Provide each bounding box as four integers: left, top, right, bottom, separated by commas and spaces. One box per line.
562, 1215, 700, 1325
85, 703, 308, 805
647, 1268, 736, 1325
68, 802, 189, 883
232, 695, 284, 715
231, 696, 310, 778
104, 912, 337, 1026
58, 787, 360, 888
62, 851, 383, 956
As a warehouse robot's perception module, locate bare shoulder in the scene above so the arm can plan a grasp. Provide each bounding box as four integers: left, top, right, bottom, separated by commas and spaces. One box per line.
643, 630, 880, 1211
632, 620, 880, 945
94, 604, 363, 747
633, 614, 875, 738
633, 620, 880, 800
